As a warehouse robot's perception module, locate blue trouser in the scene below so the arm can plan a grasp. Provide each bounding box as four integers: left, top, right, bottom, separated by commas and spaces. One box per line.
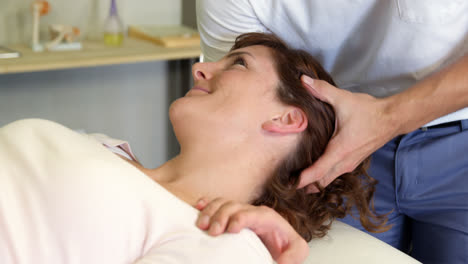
341, 119, 468, 264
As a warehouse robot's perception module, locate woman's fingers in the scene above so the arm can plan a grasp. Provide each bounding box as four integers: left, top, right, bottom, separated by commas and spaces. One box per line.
276, 237, 310, 264
207, 201, 245, 235
230, 206, 308, 263
225, 206, 270, 234
195, 198, 309, 264
196, 198, 249, 235
195, 198, 209, 210
196, 197, 227, 229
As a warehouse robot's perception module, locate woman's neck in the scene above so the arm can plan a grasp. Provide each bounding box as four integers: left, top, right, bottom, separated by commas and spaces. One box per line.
142, 150, 276, 207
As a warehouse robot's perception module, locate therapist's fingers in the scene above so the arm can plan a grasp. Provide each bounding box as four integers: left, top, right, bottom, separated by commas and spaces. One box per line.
300, 74, 398, 194
298, 75, 347, 191
300, 137, 364, 192
298, 137, 344, 190
301, 75, 340, 105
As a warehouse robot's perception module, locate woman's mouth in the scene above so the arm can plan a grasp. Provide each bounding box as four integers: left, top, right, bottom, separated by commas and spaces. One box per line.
191, 86, 210, 93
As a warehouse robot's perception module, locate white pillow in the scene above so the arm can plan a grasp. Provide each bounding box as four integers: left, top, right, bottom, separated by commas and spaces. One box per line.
306, 221, 420, 264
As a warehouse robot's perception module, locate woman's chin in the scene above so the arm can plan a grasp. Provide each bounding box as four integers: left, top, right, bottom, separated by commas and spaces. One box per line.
168, 99, 203, 142
168, 99, 189, 129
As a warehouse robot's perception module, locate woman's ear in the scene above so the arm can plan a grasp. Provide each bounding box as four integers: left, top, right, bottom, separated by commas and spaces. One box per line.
262, 107, 307, 134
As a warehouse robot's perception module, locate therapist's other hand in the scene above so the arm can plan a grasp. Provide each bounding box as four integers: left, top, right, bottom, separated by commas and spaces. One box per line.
195, 198, 309, 264
299, 75, 398, 193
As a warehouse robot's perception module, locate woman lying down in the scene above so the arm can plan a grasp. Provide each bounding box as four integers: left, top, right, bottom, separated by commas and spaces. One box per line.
0, 33, 388, 264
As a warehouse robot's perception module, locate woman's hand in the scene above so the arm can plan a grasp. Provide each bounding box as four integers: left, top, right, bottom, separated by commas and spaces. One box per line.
195, 198, 309, 264
298, 75, 399, 193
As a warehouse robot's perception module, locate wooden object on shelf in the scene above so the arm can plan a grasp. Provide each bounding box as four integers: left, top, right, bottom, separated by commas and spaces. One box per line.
128, 25, 200, 48
0, 38, 201, 74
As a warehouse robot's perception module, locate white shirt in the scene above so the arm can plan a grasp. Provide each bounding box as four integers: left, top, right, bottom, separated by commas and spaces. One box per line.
0, 119, 273, 264
197, 0, 468, 126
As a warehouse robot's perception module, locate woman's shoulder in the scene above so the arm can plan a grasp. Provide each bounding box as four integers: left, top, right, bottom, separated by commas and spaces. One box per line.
214, 229, 273, 263
137, 228, 273, 264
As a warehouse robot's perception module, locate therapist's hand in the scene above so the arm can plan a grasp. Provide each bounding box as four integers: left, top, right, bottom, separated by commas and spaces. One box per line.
195, 198, 309, 264
299, 75, 399, 193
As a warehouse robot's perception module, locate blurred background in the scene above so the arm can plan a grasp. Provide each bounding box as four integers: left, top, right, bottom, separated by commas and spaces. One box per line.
0, 0, 198, 168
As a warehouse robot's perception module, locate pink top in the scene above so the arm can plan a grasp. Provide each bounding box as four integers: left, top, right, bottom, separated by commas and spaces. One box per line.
0, 119, 272, 264
87, 133, 138, 162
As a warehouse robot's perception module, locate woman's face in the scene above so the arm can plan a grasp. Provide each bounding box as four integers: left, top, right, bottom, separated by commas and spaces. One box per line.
170, 45, 286, 146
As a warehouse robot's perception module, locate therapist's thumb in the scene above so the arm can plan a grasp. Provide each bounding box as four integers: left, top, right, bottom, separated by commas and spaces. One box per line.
298, 161, 326, 192
301, 75, 339, 105
298, 144, 339, 192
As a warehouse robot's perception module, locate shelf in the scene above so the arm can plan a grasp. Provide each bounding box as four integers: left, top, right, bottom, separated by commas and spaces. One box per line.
0, 37, 201, 74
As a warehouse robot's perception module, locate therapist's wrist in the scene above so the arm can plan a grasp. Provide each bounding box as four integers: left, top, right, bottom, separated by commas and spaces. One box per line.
380, 94, 415, 136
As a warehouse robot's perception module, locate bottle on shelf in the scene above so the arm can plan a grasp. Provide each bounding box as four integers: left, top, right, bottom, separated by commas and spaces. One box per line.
103, 0, 124, 46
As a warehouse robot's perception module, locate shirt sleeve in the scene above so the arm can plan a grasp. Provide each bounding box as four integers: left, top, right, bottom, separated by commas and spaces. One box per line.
196, 0, 269, 62
133, 231, 273, 264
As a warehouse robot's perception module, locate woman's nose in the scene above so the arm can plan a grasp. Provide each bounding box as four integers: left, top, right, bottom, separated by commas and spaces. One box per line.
192, 62, 214, 81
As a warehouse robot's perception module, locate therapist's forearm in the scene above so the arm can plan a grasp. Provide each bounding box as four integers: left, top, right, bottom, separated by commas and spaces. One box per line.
383, 53, 468, 134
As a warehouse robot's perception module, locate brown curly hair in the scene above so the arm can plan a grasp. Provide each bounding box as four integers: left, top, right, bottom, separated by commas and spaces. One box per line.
231, 33, 390, 241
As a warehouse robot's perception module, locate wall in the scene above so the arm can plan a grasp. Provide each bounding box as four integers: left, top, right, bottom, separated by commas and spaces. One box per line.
0, 0, 182, 44
182, 0, 197, 29
0, 0, 191, 168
